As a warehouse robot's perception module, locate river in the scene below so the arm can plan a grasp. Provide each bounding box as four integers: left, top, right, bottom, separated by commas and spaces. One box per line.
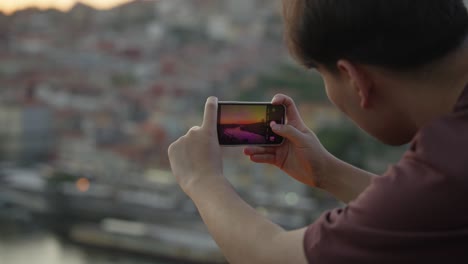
224, 127, 266, 144
0, 230, 174, 264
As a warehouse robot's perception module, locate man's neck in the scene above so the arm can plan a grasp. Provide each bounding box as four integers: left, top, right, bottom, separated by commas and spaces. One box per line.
402, 40, 468, 129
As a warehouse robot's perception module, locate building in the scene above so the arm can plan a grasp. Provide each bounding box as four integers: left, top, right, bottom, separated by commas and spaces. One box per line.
0, 103, 55, 164
226, 0, 256, 23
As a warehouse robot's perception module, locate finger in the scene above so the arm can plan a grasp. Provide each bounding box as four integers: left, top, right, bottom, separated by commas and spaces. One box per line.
271, 94, 307, 129
202, 96, 218, 132
270, 122, 306, 146
187, 126, 201, 135
250, 154, 276, 165
244, 146, 276, 156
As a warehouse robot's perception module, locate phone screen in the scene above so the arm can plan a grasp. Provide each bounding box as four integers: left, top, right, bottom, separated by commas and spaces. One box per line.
217, 102, 285, 146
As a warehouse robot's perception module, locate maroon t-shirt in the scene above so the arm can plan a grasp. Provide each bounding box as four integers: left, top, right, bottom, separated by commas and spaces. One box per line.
304, 84, 468, 263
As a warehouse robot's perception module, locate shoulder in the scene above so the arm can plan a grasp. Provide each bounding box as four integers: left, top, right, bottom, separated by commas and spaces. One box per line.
303, 110, 468, 263
343, 111, 468, 230
413, 111, 468, 177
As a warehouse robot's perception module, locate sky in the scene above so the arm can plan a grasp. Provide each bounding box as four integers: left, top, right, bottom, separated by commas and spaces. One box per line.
219, 105, 267, 125
0, 0, 133, 14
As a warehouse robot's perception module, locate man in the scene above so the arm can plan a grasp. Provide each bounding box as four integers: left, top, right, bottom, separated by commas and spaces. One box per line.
168, 0, 468, 263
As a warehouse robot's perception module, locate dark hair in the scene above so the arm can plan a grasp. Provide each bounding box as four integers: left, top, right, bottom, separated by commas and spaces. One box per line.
283, 0, 468, 71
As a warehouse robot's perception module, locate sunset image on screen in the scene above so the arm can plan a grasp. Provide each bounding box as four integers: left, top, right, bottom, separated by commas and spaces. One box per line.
218, 104, 284, 145
219, 105, 267, 125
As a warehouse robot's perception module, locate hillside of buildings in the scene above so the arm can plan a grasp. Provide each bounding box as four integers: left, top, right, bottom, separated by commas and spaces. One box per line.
0, 1, 407, 261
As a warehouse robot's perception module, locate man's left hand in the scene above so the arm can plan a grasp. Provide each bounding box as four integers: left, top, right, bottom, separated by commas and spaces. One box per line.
168, 96, 224, 195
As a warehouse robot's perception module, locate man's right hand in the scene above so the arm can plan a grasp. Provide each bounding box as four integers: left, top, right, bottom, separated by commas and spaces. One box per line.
244, 94, 332, 188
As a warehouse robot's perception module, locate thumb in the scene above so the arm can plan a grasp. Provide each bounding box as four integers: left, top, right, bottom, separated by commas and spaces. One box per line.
270, 121, 305, 146
201, 96, 218, 133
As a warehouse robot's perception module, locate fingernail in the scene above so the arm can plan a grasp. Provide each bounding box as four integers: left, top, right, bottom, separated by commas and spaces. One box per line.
208, 96, 218, 103
270, 122, 280, 131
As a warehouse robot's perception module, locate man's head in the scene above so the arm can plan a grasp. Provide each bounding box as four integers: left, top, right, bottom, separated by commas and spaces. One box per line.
283, 0, 468, 145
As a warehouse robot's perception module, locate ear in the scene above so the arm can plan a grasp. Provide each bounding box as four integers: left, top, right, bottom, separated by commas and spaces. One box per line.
336, 60, 373, 109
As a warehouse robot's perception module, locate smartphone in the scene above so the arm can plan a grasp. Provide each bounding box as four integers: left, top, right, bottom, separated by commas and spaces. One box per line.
217, 102, 286, 146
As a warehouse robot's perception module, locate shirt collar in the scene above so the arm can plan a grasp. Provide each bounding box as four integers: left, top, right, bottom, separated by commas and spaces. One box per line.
454, 83, 468, 112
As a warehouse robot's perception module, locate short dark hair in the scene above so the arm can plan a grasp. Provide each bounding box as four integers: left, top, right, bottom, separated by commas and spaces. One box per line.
283, 0, 468, 71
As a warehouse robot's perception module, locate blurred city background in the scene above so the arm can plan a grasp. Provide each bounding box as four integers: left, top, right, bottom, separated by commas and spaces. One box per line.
3, 0, 459, 263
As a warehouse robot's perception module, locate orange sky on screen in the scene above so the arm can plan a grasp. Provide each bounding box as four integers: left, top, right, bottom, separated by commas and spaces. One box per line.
220, 105, 267, 125
0, 0, 132, 14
